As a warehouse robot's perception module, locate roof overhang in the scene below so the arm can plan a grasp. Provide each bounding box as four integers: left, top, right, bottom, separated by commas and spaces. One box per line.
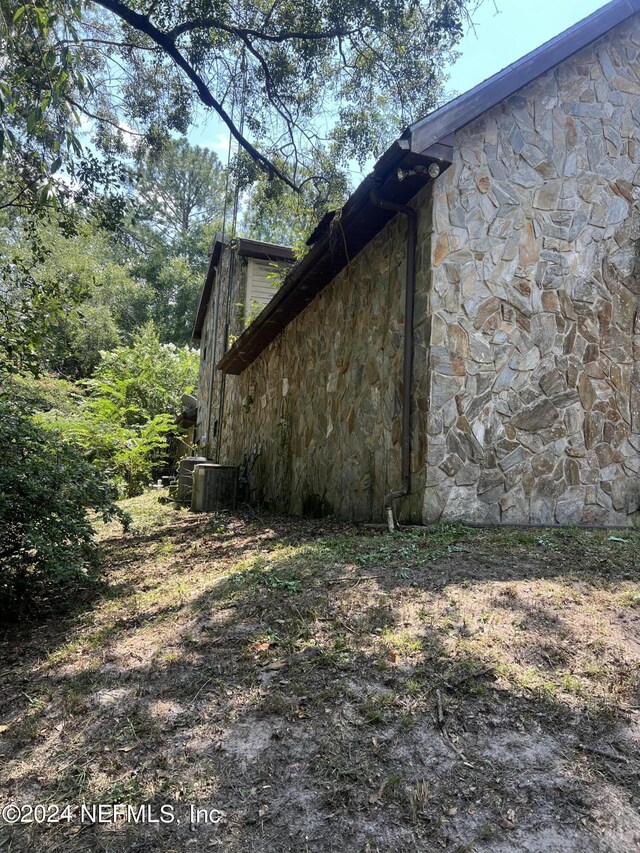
217, 145, 451, 375
406, 0, 640, 152
235, 237, 296, 262
212, 0, 639, 373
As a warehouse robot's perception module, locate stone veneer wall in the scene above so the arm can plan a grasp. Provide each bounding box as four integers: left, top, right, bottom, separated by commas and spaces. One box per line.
424, 19, 640, 527
215, 185, 434, 521
196, 249, 245, 451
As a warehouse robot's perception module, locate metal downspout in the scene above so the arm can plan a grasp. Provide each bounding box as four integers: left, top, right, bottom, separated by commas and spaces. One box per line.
369, 189, 417, 523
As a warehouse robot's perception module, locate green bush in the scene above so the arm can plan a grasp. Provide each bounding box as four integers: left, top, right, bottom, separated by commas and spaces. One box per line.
80, 322, 199, 496
84, 321, 199, 424
1, 373, 82, 414
0, 400, 128, 617
36, 408, 174, 500
35, 322, 199, 497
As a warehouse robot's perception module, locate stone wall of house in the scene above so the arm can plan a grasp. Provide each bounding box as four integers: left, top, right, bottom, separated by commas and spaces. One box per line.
196, 249, 246, 453
215, 185, 434, 521
424, 18, 640, 527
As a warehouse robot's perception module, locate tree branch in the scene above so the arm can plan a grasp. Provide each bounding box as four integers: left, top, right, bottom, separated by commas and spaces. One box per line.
57, 38, 155, 51
91, 0, 299, 190
168, 18, 357, 44
0, 186, 34, 211
241, 37, 294, 128
65, 96, 145, 137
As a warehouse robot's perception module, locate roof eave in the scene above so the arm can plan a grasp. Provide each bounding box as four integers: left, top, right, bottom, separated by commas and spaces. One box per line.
235, 237, 296, 262
217, 147, 451, 375
408, 0, 640, 153
192, 236, 294, 341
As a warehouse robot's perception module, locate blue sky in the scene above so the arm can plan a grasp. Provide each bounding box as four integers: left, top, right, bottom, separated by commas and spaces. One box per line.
448, 0, 604, 94
189, 0, 607, 176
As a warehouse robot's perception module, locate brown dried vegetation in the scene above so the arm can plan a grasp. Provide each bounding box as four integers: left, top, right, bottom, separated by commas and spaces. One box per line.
1, 493, 639, 851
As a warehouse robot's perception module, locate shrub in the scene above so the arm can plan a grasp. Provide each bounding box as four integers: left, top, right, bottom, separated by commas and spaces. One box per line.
80, 322, 198, 496
84, 321, 199, 424
0, 399, 128, 617
34, 322, 199, 497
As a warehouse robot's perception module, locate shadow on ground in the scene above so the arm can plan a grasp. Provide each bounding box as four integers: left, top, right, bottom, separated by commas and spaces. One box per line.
1, 499, 639, 852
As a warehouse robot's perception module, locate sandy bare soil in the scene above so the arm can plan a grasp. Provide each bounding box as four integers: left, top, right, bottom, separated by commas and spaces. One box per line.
1, 493, 639, 852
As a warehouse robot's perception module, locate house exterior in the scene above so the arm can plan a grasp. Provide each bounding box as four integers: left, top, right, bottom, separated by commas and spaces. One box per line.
193, 236, 295, 455
194, 0, 640, 528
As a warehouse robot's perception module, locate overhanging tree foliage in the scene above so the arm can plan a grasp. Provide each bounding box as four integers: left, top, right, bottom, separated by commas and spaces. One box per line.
93, 0, 472, 181
1, 0, 477, 371
0, 0, 131, 221
1, 0, 476, 212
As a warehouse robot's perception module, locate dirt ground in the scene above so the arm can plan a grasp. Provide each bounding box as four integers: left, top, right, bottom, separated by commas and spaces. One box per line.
1, 493, 640, 852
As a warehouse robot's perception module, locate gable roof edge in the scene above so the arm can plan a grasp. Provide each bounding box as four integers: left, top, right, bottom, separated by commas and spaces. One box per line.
407, 0, 640, 153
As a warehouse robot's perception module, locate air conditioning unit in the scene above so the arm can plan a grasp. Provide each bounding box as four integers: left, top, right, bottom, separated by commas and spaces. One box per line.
177, 456, 208, 503
191, 463, 239, 512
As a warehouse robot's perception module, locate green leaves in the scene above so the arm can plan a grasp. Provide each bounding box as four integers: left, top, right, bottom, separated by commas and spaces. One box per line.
27, 321, 196, 503
1, 0, 120, 226
60, 321, 200, 496
0, 396, 127, 616
13, 5, 51, 33
3, 0, 470, 247
85, 322, 198, 422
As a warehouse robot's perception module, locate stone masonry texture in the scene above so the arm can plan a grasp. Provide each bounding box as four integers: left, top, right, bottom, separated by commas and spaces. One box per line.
197, 16, 640, 527
424, 18, 640, 527
199, 194, 433, 522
